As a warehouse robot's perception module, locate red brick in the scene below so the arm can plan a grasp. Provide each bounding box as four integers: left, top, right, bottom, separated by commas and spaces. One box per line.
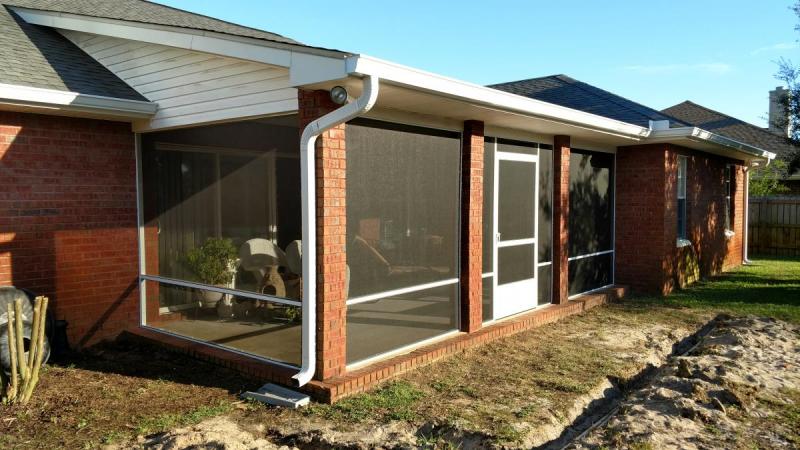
616, 144, 745, 294
460, 120, 484, 332
552, 136, 570, 303
0, 111, 138, 347
298, 89, 349, 380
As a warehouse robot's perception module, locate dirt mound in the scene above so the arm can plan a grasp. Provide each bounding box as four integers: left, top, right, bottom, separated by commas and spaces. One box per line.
575, 317, 800, 449
120, 416, 291, 450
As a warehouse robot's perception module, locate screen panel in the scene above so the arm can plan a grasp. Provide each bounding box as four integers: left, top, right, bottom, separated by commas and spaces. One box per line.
538, 264, 552, 305
498, 244, 536, 285
345, 119, 461, 298
345, 118, 461, 362
568, 253, 613, 295
144, 280, 301, 365
568, 150, 614, 257
483, 138, 495, 274
346, 283, 457, 364
498, 160, 537, 242
538, 147, 553, 263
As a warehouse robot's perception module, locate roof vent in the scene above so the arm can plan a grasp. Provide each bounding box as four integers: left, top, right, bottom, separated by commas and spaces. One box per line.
649, 120, 670, 131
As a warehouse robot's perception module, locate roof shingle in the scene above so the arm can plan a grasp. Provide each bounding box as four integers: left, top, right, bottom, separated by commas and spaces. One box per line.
662, 100, 797, 160
2, 0, 300, 45
0, 5, 146, 100
489, 74, 687, 128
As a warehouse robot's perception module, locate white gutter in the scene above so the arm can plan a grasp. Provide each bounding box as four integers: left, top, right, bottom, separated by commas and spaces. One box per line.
0, 83, 157, 119
293, 75, 380, 387
649, 127, 777, 161
344, 55, 650, 140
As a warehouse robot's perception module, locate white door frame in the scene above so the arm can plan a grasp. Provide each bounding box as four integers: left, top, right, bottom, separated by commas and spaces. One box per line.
493, 151, 539, 320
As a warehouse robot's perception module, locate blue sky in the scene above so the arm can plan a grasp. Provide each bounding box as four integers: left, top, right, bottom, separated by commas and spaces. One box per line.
160, 0, 798, 127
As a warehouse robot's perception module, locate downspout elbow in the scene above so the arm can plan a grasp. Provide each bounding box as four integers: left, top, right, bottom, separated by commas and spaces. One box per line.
292, 76, 379, 387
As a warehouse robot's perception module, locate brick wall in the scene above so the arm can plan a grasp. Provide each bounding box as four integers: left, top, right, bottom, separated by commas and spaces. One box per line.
0, 111, 139, 347
615, 144, 670, 293
552, 136, 570, 303
615, 143, 745, 294
460, 120, 484, 332
678, 147, 744, 274
298, 90, 348, 380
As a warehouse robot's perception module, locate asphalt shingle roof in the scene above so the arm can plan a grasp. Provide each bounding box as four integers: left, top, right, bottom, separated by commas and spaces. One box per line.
2, 0, 300, 45
662, 100, 796, 160
0, 0, 320, 101
0, 5, 146, 100
489, 74, 688, 128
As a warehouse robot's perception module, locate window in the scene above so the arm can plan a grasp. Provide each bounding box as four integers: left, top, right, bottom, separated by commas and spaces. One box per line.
677, 156, 688, 240
725, 164, 734, 232
345, 119, 461, 364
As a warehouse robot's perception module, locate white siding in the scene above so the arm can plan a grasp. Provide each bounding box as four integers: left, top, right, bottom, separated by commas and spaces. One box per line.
60, 30, 297, 131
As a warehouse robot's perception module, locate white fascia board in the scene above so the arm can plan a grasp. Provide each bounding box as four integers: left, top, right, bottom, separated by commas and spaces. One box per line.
0, 83, 157, 118
289, 52, 348, 86
11, 7, 348, 68
345, 55, 651, 139
649, 127, 777, 161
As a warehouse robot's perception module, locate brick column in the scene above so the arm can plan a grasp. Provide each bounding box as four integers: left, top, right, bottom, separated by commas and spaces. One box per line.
298, 89, 348, 380
460, 120, 484, 332
552, 135, 571, 304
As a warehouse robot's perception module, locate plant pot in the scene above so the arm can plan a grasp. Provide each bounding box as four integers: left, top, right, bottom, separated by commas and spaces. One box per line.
198, 289, 223, 309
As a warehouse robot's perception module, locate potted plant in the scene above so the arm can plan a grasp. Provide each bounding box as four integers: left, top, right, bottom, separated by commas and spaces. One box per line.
185, 237, 238, 308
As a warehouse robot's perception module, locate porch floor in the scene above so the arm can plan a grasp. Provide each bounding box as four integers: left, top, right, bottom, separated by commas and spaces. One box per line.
129, 286, 627, 403
154, 319, 302, 366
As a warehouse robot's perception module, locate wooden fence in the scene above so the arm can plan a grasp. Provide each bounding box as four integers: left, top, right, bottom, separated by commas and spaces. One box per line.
748, 196, 800, 257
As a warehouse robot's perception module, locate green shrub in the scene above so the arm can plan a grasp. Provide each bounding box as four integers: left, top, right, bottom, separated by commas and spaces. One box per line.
185, 238, 237, 285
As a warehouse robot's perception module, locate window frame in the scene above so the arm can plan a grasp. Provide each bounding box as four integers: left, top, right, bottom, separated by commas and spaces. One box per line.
724, 164, 734, 233
677, 155, 688, 242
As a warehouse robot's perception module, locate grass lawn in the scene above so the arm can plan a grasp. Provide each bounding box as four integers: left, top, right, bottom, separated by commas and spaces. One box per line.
0, 257, 797, 449
634, 257, 800, 324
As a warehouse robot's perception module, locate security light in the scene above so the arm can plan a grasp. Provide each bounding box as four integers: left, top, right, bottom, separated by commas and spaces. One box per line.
330, 86, 348, 105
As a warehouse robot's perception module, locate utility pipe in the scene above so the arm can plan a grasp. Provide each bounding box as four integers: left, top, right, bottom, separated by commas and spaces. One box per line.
293, 76, 379, 387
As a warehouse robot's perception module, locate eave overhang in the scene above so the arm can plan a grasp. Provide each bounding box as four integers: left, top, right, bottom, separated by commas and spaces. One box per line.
7, 6, 783, 161
0, 83, 158, 120
647, 127, 777, 163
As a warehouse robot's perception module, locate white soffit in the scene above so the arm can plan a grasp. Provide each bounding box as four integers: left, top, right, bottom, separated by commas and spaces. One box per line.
0, 83, 157, 119
345, 55, 652, 140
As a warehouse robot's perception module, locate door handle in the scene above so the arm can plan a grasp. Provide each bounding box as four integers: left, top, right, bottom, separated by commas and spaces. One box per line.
496, 232, 501, 242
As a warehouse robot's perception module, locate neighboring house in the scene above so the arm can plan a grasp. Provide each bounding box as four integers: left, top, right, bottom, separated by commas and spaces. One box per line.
663, 99, 800, 194
0, 0, 775, 402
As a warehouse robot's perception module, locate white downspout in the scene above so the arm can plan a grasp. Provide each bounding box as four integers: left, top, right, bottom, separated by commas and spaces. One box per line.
743, 164, 751, 264
293, 75, 380, 387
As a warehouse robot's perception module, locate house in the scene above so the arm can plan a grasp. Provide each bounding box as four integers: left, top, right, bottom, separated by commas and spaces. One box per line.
0, 0, 775, 402
663, 97, 800, 194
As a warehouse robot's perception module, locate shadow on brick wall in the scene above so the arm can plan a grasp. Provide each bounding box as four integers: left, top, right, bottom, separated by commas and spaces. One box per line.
0, 111, 139, 348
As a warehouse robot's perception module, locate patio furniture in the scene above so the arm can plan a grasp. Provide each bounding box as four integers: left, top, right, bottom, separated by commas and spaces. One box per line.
239, 238, 287, 281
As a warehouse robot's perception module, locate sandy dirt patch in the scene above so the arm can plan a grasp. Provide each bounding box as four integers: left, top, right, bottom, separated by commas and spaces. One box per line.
118, 416, 290, 450
139, 304, 712, 449
574, 316, 800, 449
